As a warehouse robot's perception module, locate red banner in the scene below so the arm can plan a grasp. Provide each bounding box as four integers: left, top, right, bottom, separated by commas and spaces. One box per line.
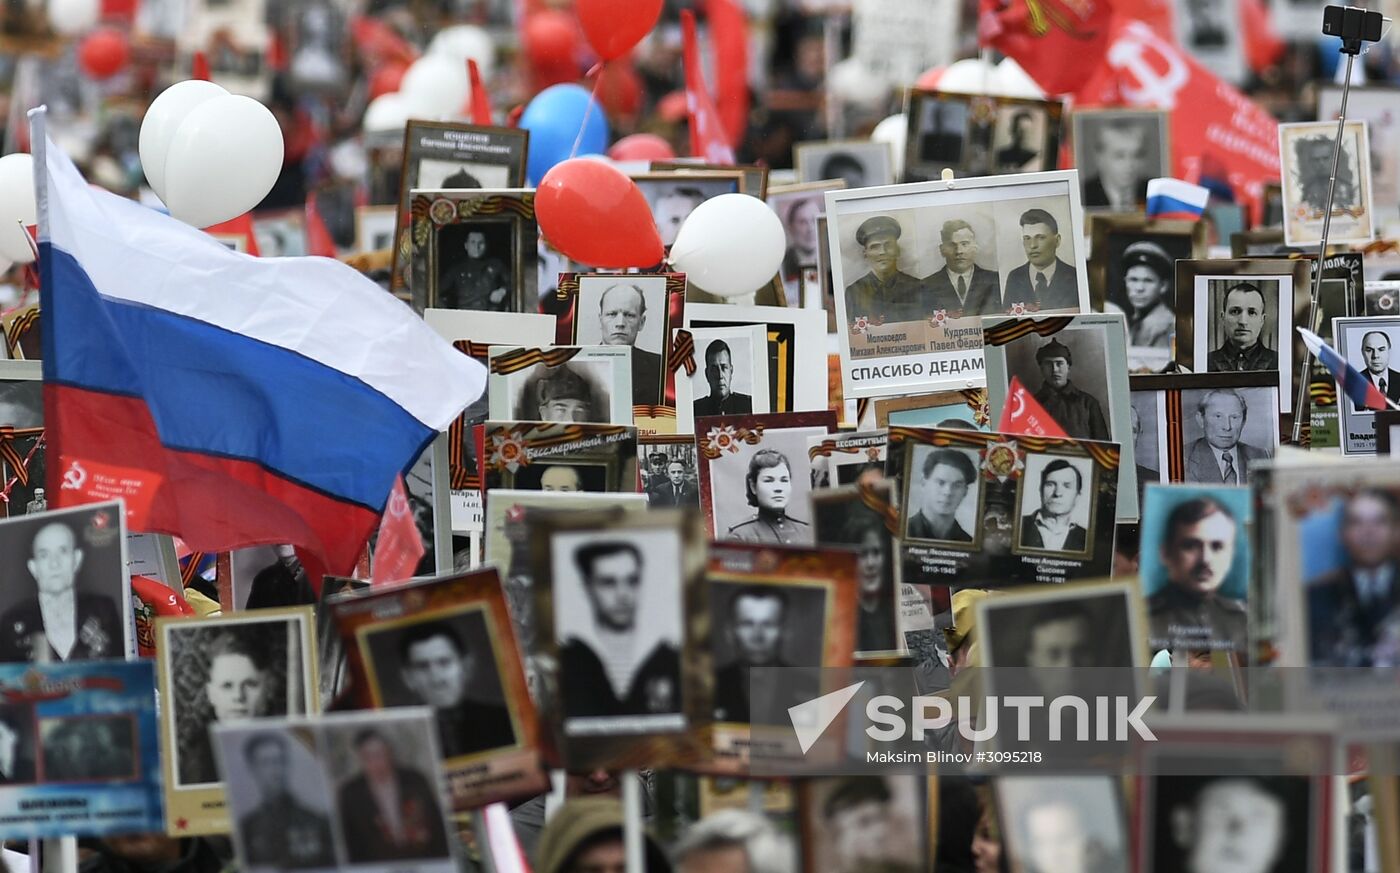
997, 376, 1070, 437
370, 475, 424, 587
978, 0, 1114, 97
681, 10, 736, 164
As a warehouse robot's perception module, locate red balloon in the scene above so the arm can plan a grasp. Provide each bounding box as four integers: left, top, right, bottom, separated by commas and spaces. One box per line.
524, 10, 580, 73
577, 0, 663, 61
369, 61, 408, 100
78, 28, 129, 80
537, 158, 662, 268
595, 61, 642, 117
608, 133, 675, 162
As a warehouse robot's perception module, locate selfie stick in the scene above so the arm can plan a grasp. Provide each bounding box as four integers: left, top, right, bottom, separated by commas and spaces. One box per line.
1293, 6, 1388, 444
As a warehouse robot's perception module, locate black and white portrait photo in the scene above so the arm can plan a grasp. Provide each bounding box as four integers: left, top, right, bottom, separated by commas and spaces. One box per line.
0, 702, 35, 784
415, 158, 511, 191
708, 580, 826, 725
39, 715, 137, 782
1132, 391, 1165, 491
794, 140, 895, 189
161, 611, 314, 788
434, 221, 514, 312
488, 348, 632, 425
768, 184, 833, 297
997, 776, 1129, 873
705, 421, 830, 546
0, 504, 129, 663
686, 328, 769, 424
512, 461, 608, 493
992, 105, 1047, 173
813, 485, 900, 655
1006, 333, 1112, 442
359, 608, 517, 760
802, 776, 926, 873
1016, 455, 1095, 557
1301, 487, 1400, 668
551, 529, 685, 735
1180, 387, 1277, 484
0, 372, 44, 519
319, 714, 453, 868
574, 276, 669, 407
1336, 318, 1400, 454
912, 96, 969, 171
998, 203, 1081, 314
637, 176, 741, 248
1280, 120, 1375, 247
1143, 771, 1315, 873
901, 445, 982, 547
1199, 279, 1283, 374
1099, 225, 1197, 360
218, 728, 338, 870
1175, 0, 1245, 83
1072, 110, 1168, 212
641, 448, 698, 508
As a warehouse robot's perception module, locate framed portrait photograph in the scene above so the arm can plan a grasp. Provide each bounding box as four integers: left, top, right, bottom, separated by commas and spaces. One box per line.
768, 180, 845, 300
1176, 257, 1309, 415
555, 273, 686, 429
1088, 214, 1208, 371
794, 139, 895, 188
680, 325, 772, 434
873, 388, 990, 430
487, 345, 633, 426
995, 776, 1130, 873
1319, 85, 1400, 217
410, 188, 538, 314
0, 359, 43, 519
1139, 483, 1252, 653
1334, 317, 1400, 454
0, 502, 131, 663
903, 90, 1065, 182
1129, 372, 1279, 484
812, 482, 903, 657
1133, 718, 1336, 873
156, 608, 317, 835
1071, 109, 1171, 213
888, 427, 1120, 586
1375, 410, 1400, 455
685, 303, 828, 413
1172, 0, 1245, 83
0, 661, 161, 839
695, 411, 837, 545
252, 210, 306, 258
639, 436, 700, 509
798, 775, 928, 873
1280, 120, 1376, 247
808, 430, 887, 489
700, 541, 857, 775
633, 171, 744, 249
983, 313, 1139, 520
1131, 390, 1165, 495
328, 568, 547, 810
480, 421, 639, 493
529, 509, 708, 770
391, 122, 529, 300
649, 162, 768, 198
826, 171, 1090, 400
354, 204, 398, 255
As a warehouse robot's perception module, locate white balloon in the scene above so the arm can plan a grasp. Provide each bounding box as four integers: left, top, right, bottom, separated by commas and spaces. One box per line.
139, 79, 228, 201
427, 25, 496, 80
48, 0, 100, 36
163, 95, 284, 229
994, 58, 1046, 99
363, 93, 410, 133
827, 57, 891, 107
400, 54, 470, 120
669, 194, 786, 299
871, 113, 907, 180
934, 58, 998, 95
0, 154, 37, 265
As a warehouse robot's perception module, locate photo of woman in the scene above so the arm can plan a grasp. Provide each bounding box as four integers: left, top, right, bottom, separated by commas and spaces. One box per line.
725, 449, 811, 545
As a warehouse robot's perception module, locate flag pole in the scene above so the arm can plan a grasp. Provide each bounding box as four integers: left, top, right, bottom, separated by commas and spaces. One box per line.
1291, 41, 1357, 445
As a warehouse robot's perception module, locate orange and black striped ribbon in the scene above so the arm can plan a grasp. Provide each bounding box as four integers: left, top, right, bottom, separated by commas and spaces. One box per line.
452, 339, 494, 359
982, 316, 1077, 348
857, 482, 900, 535
633, 406, 678, 419
669, 330, 697, 376
808, 440, 877, 461
180, 552, 207, 587
0, 426, 42, 487
1165, 390, 1185, 480
490, 423, 632, 451
490, 346, 582, 375
698, 425, 766, 459
4, 308, 39, 356
1310, 381, 1338, 405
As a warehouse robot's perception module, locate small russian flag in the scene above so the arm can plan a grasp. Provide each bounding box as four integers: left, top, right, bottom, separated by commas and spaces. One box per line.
1298, 327, 1393, 412
1146, 178, 1211, 222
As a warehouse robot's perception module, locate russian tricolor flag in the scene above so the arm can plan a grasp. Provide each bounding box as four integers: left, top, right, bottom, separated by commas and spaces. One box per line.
1146, 178, 1211, 222
32, 109, 485, 575
1299, 327, 1391, 413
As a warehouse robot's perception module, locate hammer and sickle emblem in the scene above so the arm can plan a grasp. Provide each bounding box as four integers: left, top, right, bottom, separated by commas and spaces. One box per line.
61, 460, 87, 491
1107, 22, 1189, 108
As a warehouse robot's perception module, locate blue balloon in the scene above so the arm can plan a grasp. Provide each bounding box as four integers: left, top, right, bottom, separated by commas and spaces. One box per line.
520, 84, 611, 185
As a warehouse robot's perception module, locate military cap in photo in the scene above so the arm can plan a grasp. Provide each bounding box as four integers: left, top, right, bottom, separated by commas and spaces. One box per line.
855, 215, 902, 246
536, 364, 592, 404
1035, 337, 1073, 364
1120, 240, 1172, 279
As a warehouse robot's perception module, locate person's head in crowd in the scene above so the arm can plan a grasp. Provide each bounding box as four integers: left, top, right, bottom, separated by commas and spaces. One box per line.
1196, 389, 1248, 452
599, 284, 647, 348
822, 778, 895, 872
535, 797, 671, 873
541, 465, 584, 493
1161, 497, 1238, 597
536, 365, 596, 422
575, 541, 644, 633
203, 631, 270, 723
705, 340, 736, 401
1170, 777, 1293, 873
728, 585, 788, 668
1340, 488, 1400, 570
671, 808, 795, 873
398, 622, 473, 710
28, 521, 82, 597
